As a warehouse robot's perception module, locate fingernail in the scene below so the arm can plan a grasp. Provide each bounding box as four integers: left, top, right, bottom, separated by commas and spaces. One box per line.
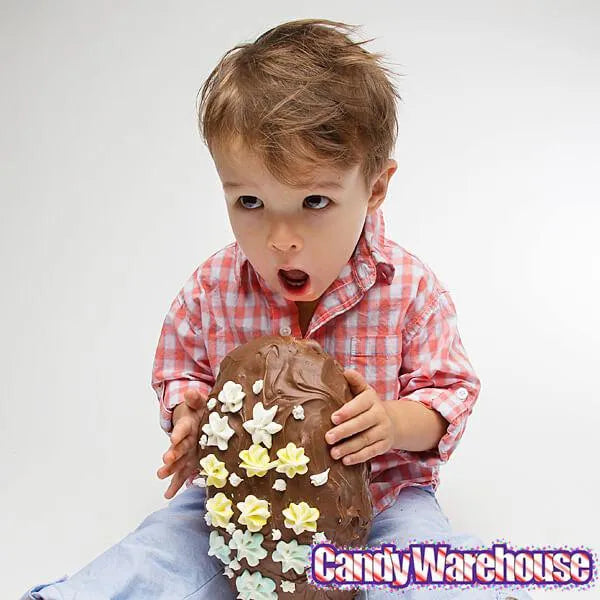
331, 414, 339, 424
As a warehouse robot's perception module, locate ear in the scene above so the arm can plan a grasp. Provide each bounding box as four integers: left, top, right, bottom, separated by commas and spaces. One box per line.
366, 159, 398, 215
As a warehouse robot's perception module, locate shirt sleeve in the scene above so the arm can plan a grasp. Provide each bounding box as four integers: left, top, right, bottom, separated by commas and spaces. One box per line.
395, 280, 482, 467
151, 278, 215, 436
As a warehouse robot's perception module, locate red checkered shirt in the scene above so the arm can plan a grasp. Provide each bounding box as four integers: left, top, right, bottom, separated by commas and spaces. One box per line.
151, 206, 481, 516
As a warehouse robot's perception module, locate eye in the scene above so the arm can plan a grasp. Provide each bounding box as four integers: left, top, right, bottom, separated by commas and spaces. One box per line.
238, 196, 263, 210
304, 195, 331, 210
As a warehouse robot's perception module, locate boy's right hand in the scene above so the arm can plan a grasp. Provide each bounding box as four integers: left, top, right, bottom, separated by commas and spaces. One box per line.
157, 389, 206, 499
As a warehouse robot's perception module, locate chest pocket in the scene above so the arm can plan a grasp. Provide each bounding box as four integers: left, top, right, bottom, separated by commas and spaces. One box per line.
348, 335, 402, 402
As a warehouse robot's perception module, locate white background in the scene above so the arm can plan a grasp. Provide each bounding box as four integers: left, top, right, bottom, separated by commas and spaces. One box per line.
2, 1, 599, 598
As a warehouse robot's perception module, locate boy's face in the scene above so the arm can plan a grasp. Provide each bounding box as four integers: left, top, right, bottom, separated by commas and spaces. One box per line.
212, 139, 397, 307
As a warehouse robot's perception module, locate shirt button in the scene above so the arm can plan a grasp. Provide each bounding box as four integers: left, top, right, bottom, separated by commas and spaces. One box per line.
456, 387, 468, 400
280, 326, 291, 336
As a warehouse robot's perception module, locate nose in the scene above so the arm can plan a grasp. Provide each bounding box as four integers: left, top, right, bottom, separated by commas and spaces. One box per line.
268, 220, 303, 254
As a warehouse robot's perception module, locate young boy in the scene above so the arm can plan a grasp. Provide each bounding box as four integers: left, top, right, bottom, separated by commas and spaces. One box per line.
22, 18, 531, 600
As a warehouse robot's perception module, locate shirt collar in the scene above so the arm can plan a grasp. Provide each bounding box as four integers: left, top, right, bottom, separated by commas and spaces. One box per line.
233, 205, 395, 288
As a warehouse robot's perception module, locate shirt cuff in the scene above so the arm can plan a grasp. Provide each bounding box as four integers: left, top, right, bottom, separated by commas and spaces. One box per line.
394, 383, 476, 466
156, 379, 214, 436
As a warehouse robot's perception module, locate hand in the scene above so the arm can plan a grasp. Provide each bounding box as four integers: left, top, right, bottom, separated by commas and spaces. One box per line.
324, 369, 398, 465
157, 389, 206, 499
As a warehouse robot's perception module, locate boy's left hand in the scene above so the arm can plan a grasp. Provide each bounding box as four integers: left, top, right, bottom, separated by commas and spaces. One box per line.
325, 368, 398, 465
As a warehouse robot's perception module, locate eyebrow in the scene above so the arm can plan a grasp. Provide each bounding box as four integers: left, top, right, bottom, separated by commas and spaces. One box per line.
223, 180, 344, 190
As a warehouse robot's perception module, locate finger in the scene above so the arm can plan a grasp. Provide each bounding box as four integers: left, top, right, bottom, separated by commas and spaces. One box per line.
326, 406, 378, 444
330, 425, 383, 460
331, 391, 375, 425
164, 461, 195, 500
157, 448, 195, 480
341, 439, 391, 465
162, 434, 194, 465
184, 389, 206, 411
343, 368, 371, 396
170, 416, 194, 447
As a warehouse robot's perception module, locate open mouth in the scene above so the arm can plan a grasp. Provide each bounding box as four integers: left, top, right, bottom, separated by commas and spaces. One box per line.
278, 269, 310, 295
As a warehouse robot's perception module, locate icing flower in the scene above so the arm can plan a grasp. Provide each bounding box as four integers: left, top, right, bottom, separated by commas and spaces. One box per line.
228, 529, 268, 567
282, 501, 320, 535
272, 479, 286, 492
199, 434, 208, 449
199, 454, 229, 488
236, 495, 271, 532
204, 512, 212, 526
207, 530, 231, 564
225, 522, 236, 534
206, 492, 233, 528
312, 531, 327, 544
242, 402, 282, 449
281, 580, 296, 593
239, 444, 277, 478
309, 468, 330, 487
271, 528, 282, 541
292, 405, 305, 420
202, 412, 235, 451
229, 472, 243, 487
223, 566, 234, 579
192, 475, 206, 488
252, 379, 264, 394
218, 380, 246, 413
207, 397, 217, 410
235, 569, 277, 600
272, 539, 311, 575
229, 558, 241, 571
275, 442, 310, 478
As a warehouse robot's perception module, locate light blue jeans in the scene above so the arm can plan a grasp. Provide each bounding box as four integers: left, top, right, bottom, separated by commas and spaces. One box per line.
21, 485, 532, 600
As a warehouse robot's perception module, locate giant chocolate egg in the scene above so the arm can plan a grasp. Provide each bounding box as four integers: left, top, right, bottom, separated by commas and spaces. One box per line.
197, 335, 373, 599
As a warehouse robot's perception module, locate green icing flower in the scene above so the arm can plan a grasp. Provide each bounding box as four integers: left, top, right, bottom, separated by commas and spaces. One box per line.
207, 530, 231, 565
228, 529, 267, 567
235, 569, 277, 600
272, 539, 311, 575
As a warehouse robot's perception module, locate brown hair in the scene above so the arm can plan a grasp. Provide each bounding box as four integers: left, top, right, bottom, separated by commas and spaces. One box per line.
196, 18, 403, 189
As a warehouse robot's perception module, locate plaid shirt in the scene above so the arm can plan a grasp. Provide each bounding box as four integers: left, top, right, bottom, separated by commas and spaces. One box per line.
151, 207, 481, 516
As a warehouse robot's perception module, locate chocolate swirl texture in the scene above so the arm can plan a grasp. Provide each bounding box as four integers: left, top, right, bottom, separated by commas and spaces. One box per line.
197, 335, 374, 599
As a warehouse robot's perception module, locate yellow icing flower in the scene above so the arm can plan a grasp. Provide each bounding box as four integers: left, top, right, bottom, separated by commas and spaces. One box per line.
206, 492, 233, 528
237, 494, 271, 532
239, 443, 277, 477
274, 442, 310, 478
199, 454, 229, 488
282, 501, 320, 535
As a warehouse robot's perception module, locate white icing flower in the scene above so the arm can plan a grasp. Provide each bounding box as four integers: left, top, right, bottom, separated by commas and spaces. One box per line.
218, 380, 246, 413
271, 528, 282, 541
199, 434, 208, 449
225, 522, 236, 534
229, 558, 241, 571
309, 468, 330, 487
204, 512, 212, 526
202, 412, 235, 451
281, 581, 296, 593
207, 397, 217, 410
223, 566, 234, 579
272, 479, 287, 492
192, 476, 206, 488
292, 405, 305, 420
312, 532, 327, 544
252, 379, 264, 394
228, 472, 243, 487
242, 402, 282, 449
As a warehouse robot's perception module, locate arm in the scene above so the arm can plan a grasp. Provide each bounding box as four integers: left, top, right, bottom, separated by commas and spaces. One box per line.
151, 277, 215, 436
392, 285, 481, 466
